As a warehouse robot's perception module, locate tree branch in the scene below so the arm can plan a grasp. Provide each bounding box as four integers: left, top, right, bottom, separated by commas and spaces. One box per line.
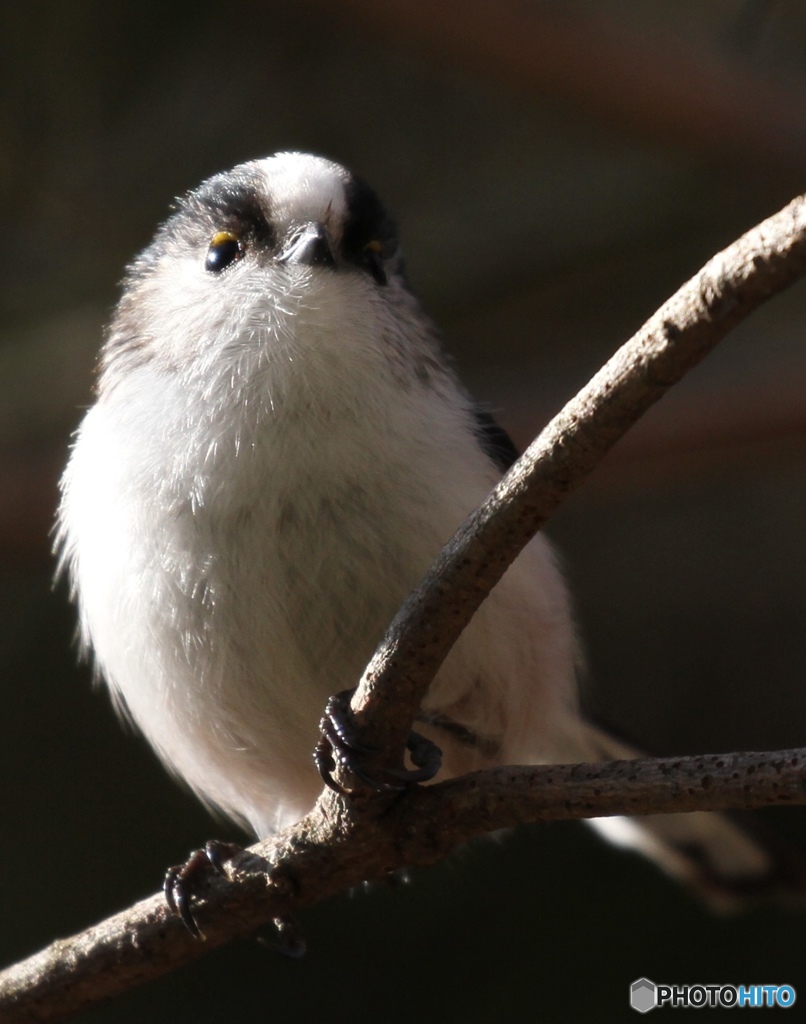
352, 191, 806, 761
415, 748, 806, 837
4, 192, 806, 1020
4, 748, 806, 1022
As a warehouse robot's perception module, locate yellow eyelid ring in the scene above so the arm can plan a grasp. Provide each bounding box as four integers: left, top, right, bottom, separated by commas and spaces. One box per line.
364, 240, 383, 254
210, 230, 239, 246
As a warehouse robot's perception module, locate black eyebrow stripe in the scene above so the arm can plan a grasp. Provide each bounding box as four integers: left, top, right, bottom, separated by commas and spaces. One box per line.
183, 173, 275, 245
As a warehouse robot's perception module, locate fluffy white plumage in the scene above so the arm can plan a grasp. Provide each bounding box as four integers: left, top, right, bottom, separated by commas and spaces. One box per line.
57, 153, 799, 905
58, 154, 584, 833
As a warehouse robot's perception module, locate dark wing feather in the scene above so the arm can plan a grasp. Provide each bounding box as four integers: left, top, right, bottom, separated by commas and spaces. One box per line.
473, 408, 519, 473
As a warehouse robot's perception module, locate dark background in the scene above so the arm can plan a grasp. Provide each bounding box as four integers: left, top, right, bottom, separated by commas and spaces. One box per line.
2, 2, 806, 1020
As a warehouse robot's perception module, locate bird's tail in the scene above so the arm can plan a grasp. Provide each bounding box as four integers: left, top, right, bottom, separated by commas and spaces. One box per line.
579, 722, 806, 912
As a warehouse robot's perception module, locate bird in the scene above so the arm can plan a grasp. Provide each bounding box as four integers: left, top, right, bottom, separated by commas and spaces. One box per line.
57, 151, 803, 917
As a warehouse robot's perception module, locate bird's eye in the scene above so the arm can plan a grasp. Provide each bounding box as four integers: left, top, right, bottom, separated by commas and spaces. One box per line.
362, 240, 387, 286
205, 231, 244, 273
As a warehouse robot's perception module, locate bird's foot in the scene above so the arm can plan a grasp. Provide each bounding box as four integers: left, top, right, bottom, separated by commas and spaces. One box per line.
314, 687, 442, 794
164, 839, 244, 939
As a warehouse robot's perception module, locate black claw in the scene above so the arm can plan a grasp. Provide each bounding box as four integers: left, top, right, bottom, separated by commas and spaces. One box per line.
204, 839, 243, 874
314, 687, 442, 794
399, 729, 443, 782
163, 840, 244, 939
313, 735, 339, 791
164, 853, 206, 938
163, 865, 181, 916
176, 882, 203, 938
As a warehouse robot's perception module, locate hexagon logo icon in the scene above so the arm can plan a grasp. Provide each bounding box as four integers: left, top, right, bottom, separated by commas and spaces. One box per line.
630, 978, 657, 1013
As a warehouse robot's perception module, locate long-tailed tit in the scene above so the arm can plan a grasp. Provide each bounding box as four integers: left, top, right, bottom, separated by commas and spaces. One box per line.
57, 152, 801, 914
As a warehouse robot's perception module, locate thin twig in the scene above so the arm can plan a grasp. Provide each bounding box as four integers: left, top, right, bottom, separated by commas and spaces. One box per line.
413, 748, 806, 840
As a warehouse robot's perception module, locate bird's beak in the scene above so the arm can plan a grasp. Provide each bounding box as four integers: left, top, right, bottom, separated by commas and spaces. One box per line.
278, 223, 335, 268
